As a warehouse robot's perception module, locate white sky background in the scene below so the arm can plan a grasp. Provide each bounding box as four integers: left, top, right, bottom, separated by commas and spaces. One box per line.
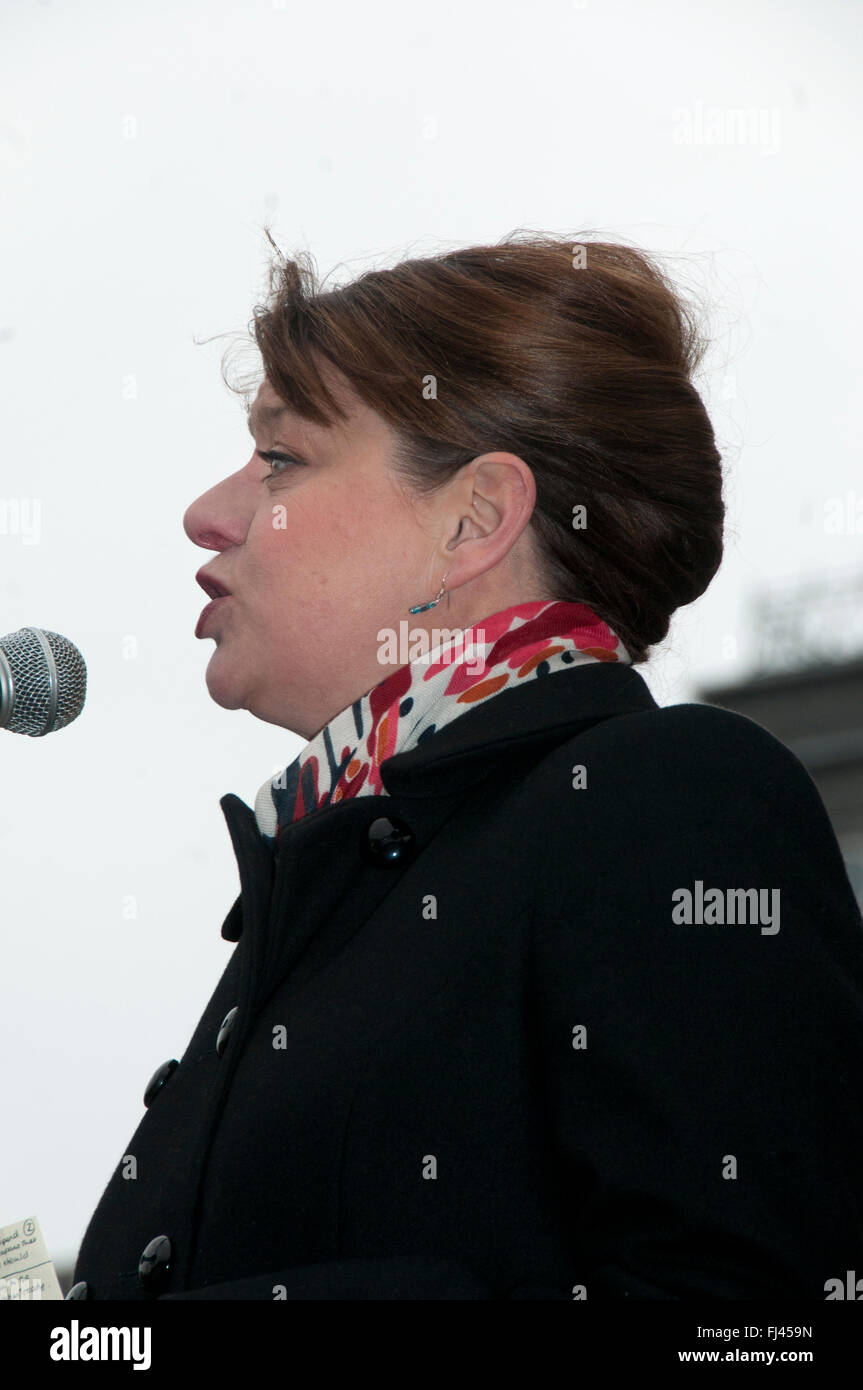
1, 0, 861, 1270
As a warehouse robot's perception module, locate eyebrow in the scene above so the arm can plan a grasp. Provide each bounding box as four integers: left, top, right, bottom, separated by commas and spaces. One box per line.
246, 401, 293, 438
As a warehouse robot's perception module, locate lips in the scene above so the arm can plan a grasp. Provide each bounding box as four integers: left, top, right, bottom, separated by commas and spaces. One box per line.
194, 569, 233, 639
196, 568, 232, 601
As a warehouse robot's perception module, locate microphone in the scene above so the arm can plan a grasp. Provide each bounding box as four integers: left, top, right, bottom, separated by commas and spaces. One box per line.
0, 628, 87, 736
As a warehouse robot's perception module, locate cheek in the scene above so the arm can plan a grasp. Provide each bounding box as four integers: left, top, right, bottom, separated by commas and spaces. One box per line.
268, 483, 407, 561
246, 474, 419, 608
244, 496, 358, 611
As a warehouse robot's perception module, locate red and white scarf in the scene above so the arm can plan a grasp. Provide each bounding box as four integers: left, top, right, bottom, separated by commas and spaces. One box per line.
254, 599, 630, 843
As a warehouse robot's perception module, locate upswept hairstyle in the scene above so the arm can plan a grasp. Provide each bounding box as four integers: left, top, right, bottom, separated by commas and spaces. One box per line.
224, 229, 724, 664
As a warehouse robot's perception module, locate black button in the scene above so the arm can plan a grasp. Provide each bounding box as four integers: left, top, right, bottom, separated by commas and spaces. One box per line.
363, 816, 415, 867
138, 1235, 172, 1293
143, 1058, 179, 1108
216, 1006, 239, 1057
65, 1280, 88, 1300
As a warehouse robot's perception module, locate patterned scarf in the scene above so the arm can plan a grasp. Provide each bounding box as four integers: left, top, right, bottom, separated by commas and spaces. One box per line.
254, 599, 630, 843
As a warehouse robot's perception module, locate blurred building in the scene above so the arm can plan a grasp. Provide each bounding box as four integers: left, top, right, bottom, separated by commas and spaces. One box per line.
698, 573, 863, 911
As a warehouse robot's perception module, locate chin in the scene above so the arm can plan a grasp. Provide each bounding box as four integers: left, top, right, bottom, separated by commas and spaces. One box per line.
204, 650, 248, 711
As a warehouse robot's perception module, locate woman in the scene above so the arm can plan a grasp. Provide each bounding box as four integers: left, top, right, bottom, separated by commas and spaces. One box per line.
69, 233, 863, 1300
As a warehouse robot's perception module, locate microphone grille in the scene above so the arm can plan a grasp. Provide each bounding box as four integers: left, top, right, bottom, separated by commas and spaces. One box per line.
0, 627, 87, 735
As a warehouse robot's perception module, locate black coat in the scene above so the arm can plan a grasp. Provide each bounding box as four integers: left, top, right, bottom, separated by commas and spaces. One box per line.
71, 661, 863, 1300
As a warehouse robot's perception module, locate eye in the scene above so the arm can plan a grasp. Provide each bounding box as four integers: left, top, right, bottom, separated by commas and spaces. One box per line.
256, 449, 306, 477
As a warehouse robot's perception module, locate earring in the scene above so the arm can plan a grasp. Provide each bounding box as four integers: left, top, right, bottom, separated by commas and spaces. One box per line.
409, 571, 449, 614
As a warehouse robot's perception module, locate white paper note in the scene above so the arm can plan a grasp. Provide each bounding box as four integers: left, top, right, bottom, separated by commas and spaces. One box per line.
0, 1214, 63, 1300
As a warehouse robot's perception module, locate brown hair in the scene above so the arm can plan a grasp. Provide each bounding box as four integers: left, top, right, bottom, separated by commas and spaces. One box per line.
223, 229, 724, 664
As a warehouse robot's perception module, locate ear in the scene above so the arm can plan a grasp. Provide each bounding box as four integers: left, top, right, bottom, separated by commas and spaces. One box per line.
444, 454, 536, 551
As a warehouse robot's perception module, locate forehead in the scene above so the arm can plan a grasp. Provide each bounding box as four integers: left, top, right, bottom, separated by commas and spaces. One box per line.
247, 379, 302, 431
247, 373, 387, 446
247, 368, 345, 429
252, 378, 292, 412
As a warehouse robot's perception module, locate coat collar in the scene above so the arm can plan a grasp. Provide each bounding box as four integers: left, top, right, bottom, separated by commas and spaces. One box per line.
217, 662, 658, 992
377, 659, 656, 797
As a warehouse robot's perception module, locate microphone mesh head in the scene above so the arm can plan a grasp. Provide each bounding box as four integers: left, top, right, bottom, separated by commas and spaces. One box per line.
0, 628, 87, 735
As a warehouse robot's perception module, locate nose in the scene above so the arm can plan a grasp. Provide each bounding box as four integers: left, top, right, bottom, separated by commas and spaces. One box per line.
183, 469, 250, 551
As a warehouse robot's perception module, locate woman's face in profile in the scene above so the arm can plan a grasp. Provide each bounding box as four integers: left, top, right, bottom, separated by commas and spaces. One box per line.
182, 372, 436, 740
